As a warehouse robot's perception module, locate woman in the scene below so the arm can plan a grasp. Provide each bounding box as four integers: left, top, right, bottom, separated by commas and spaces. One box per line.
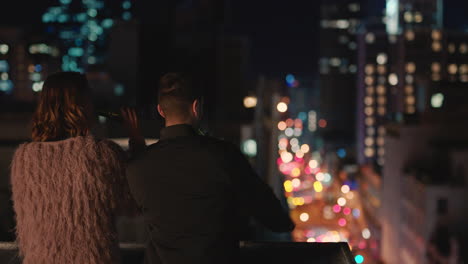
10, 72, 135, 264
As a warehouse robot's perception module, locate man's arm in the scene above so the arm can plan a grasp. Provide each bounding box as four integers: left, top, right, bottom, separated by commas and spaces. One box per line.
225, 143, 295, 233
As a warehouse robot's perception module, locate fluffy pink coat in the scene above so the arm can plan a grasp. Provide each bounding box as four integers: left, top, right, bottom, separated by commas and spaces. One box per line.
11, 136, 130, 264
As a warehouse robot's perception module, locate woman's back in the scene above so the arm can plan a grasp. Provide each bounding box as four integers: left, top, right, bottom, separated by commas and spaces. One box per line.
11, 136, 127, 264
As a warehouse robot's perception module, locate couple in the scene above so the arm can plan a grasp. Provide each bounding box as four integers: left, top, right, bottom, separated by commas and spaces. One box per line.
10, 72, 294, 264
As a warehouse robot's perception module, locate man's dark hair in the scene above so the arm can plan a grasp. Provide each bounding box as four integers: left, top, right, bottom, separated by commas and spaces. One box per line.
158, 73, 199, 119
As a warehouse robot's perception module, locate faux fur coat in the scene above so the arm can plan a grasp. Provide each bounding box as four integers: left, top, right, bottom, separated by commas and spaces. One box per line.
11, 136, 132, 264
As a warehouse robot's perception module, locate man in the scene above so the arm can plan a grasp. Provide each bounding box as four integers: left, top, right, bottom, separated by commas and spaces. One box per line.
124, 73, 294, 264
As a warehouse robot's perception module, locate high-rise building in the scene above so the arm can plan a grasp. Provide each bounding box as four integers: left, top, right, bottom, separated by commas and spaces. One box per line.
41, 0, 134, 72
319, 0, 365, 149
356, 0, 468, 166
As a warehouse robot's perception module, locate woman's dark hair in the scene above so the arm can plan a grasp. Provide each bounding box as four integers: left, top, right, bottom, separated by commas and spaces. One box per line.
32, 72, 92, 142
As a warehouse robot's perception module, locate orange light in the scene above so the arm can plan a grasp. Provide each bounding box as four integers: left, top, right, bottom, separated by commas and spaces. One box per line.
278, 121, 287, 131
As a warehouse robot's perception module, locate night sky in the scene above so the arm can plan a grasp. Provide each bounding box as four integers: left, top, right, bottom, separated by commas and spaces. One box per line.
1, 0, 468, 77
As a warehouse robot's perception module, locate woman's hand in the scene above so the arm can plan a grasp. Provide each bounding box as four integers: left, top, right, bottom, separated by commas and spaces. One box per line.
121, 107, 145, 147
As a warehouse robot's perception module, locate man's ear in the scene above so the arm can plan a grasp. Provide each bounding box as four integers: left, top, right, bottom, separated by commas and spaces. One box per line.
157, 104, 166, 118
192, 99, 199, 118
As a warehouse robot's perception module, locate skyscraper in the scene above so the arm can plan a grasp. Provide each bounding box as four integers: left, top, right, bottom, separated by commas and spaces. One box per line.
319, 0, 365, 150
41, 0, 134, 72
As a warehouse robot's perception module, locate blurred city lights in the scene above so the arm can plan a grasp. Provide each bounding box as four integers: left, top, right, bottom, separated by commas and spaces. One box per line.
292, 178, 301, 188
343, 207, 351, 215
313, 181, 323, 192
318, 119, 327, 128
333, 205, 341, 213
355, 255, 364, 264
243, 96, 257, 108
309, 160, 319, 169
241, 139, 257, 157
338, 218, 347, 227
315, 172, 325, 181
300, 212, 310, 222
278, 121, 287, 131
300, 144, 310, 153
284, 180, 293, 192
281, 152, 294, 163
362, 228, 371, 239
431, 93, 444, 108
291, 167, 301, 177
277, 102, 288, 113
341, 185, 350, 194
337, 197, 347, 206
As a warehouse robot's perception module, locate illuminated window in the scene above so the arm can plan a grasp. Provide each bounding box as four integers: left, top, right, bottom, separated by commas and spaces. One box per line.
405, 85, 414, 95
461, 75, 468, 82
377, 53, 388, 65
406, 95, 416, 105
414, 12, 423, 23
365, 137, 374, 146
330, 57, 342, 67
348, 3, 360, 12
431, 93, 444, 108
365, 107, 374, 116
432, 62, 441, 73
0, 44, 8, 55
365, 117, 375, 126
404, 11, 413, 23
366, 33, 375, 44
366, 86, 375, 95
432, 73, 441, 81
365, 76, 374, 86
376, 85, 386, 95
460, 43, 468, 54
405, 30, 415, 41
377, 107, 386, 116
377, 136, 385, 146
432, 41, 442, 52
406, 105, 416, 114
364, 96, 374, 106
431, 30, 442, 40
448, 64, 458, 75
377, 65, 387, 75
406, 62, 416, 73
367, 127, 375, 136
365, 64, 375, 75
378, 126, 386, 135
448, 43, 456, 53
377, 96, 386, 105
388, 73, 398, 85
460, 64, 468, 74
364, 148, 375, 157
405, 75, 414, 84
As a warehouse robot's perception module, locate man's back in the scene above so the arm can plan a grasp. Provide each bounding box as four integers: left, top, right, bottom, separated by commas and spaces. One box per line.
127, 125, 294, 264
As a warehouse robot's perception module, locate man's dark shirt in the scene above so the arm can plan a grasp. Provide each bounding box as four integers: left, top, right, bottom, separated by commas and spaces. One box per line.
126, 124, 294, 264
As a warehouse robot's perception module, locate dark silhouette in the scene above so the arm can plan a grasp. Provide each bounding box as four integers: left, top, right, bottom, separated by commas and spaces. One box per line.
124, 73, 294, 264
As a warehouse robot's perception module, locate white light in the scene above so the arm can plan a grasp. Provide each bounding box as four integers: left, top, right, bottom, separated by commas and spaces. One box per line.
242, 139, 257, 157
337, 197, 347, 206
32, 81, 44, 92
277, 102, 288, 113
292, 178, 301, 188
362, 228, 371, 239
431, 93, 444, 108
290, 138, 299, 146
0, 44, 9, 54
285, 128, 294, 137
281, 152, 293, 163
307, 237, 316, 242
300, 212, 309, 222
300, 144, 310, 153
243, 96, 257, 108
323, 173, 332, 183
336, 20, 350, 29
386, 0, 399, 35
309, 160, 319, 169
388, 73, 398, 85
376, 53, 387, 65
341, 185, 350, 194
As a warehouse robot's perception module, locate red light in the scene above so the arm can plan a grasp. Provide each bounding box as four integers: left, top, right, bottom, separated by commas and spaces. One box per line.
318, 119, 327, 128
